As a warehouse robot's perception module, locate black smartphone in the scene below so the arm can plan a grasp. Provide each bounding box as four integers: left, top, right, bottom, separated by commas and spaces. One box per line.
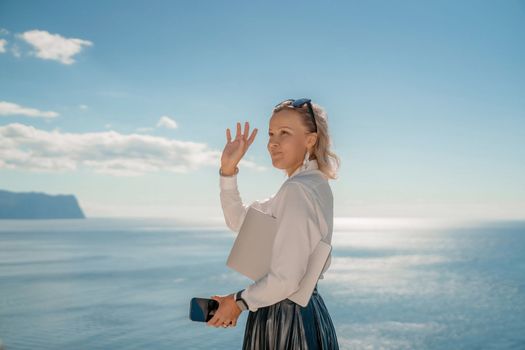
189, 297, 219, 322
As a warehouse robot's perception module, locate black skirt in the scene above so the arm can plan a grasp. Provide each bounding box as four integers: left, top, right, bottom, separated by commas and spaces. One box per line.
241, 284, 339, 350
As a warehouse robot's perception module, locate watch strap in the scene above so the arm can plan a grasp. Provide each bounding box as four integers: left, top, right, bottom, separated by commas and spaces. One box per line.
235, 289, 249, 311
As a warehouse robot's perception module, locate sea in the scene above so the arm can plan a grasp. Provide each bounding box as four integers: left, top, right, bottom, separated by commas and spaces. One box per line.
0, 217, 524, 350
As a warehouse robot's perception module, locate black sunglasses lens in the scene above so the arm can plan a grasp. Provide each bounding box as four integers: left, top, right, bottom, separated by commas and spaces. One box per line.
275, 98, 313, 110
292, 98, 311, 108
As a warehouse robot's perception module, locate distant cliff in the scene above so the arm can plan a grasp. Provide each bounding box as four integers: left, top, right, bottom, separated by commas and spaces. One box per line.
0, 189, 85, 219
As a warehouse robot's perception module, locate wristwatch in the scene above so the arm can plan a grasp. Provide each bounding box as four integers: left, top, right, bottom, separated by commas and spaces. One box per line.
235, 289, 249, 311
219, 166, 239, 177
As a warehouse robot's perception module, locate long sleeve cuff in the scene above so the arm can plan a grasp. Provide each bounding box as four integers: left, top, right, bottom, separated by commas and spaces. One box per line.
220, 173, 238, 190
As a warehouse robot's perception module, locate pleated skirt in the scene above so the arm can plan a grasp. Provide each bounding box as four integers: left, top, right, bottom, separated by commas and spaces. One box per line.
241, 284, 339, 350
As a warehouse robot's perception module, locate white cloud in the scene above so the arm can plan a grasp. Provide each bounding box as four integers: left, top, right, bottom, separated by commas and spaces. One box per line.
79, 104, 88, 110
17, 29, 93, 65
10, 43, 21, 57
0, 28, 9, 35
0, 101, 59, 119
0, 39, 7, 53
0, 123, 265, 176
156, 115, 178, 129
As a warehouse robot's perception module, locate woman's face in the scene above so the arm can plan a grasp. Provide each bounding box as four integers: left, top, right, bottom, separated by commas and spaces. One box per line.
267, 109, 317, 177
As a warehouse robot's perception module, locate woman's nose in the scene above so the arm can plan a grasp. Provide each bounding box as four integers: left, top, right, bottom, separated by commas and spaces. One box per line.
268, 141, 279, 150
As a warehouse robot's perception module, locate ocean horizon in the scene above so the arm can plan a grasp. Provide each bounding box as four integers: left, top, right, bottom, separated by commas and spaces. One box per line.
1, 217, 524, 349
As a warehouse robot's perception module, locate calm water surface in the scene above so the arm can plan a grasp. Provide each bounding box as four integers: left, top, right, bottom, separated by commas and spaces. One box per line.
1, 218, 524, 349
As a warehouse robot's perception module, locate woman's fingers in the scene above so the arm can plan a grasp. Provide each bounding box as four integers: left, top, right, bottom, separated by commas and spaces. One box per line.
208, 315, 236, 328
243, 121, 249, 141
235, 122, 241, 141
206, 296, 220, 326
216, 317, 229, 328
247, 128, 258, 146
241, 121, 257, 149
206, 296, 238, 328
214, 317, 226, 327
207, 313, 219, 326
208, 312, 224, 327
219, 319, 232, 328
226, 121, 256, 151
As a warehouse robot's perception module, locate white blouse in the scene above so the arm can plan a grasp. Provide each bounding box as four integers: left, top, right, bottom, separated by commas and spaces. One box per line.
219, 159, 334, 312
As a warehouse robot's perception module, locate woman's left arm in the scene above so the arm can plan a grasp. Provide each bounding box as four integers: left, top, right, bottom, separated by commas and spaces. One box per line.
236, 181, 324, 312
207, 181, 324, 327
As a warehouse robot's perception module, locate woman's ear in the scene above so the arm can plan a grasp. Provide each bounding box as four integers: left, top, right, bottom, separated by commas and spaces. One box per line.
306, 133, 318, 150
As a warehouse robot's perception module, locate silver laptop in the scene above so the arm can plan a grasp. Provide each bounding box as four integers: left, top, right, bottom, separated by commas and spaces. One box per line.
226, 206, 331, 307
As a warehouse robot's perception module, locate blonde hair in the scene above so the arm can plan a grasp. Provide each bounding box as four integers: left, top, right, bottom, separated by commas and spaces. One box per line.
272, 100, 340, 180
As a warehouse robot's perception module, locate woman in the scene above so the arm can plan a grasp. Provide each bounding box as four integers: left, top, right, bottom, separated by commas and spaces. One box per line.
208, 98, 340, 349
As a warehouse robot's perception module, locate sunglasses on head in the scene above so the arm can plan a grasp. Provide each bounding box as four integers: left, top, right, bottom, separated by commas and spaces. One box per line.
274, 98, 317, 133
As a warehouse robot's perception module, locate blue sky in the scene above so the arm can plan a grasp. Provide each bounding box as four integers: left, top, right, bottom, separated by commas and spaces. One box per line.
0, 0, 524, 222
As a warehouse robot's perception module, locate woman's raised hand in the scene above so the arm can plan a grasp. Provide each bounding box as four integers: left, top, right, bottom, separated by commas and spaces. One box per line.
221, 121, 258, 174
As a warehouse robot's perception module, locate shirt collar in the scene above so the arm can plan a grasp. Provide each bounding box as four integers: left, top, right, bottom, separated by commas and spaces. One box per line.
288, 158, 319, 179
